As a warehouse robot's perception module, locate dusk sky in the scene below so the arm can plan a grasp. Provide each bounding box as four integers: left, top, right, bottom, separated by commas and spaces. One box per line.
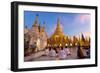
24, 11, 90, 37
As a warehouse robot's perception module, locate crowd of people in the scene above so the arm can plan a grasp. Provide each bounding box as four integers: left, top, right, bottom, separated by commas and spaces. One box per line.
44, 46, 71, 60
44, 45, 90, 60
24, 41, 90, 60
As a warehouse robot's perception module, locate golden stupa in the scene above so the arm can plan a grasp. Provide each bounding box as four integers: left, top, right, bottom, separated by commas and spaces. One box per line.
47, 18, 69, 47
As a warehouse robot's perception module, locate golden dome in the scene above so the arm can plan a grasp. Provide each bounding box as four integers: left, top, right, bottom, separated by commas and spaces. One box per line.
51, 18, 64, 38
48, 18, 67, 47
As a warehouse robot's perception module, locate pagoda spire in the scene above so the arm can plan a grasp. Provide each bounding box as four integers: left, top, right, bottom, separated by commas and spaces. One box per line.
48, 17, 67, 47
51, 17, 64, 37
55, 17, 63, 35
57, 17, 60, 26
81, 33, 85, 42
57, 17, 62, 32
33, 14, 39, 27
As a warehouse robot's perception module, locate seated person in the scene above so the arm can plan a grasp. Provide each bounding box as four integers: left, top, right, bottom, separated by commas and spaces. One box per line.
64, 46, 71, 56
49, 48, 57, 57
58, 47, 67, 60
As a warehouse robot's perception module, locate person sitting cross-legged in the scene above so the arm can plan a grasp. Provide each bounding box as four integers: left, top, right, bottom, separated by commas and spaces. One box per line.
58, 47, 67, 60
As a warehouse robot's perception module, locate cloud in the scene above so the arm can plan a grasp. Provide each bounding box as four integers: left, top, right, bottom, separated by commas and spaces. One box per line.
75, 14, 91, 25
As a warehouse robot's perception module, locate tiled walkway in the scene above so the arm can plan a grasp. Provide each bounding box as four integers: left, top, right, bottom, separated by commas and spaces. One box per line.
24, 47, 87, 61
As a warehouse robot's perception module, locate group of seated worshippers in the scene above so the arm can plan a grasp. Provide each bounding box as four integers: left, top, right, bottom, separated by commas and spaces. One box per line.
45, 46, 71, 60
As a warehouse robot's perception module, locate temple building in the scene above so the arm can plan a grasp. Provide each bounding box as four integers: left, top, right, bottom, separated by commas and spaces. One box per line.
47, 18, 90, 48
24, 15, 47, 56
47, 18, 70, 48
24, 15, 90, 56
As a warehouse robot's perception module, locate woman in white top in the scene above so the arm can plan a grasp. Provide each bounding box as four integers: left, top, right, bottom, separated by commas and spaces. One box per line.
49, 48, 57, 57
58, 47, 67, 60
64, 46, 71, 56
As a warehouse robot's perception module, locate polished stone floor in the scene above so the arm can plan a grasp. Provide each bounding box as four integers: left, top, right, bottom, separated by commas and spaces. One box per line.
24, 47, 89, 62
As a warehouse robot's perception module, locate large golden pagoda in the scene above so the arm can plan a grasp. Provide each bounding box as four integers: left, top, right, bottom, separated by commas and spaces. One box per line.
47, 17, 90, 48
47, 18, 69, 47
52, 18, 64, 37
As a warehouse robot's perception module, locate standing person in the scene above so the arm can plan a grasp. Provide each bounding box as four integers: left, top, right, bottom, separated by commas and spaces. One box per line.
77, 45, 84, 59
86, 47, 90, 58
58, 47, 67, 60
